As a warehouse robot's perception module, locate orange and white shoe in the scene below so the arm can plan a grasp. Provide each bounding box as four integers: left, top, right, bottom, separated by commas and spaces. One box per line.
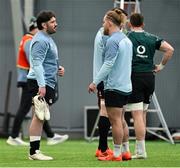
98, 154, 122, 161
122, 151, 132, 161
95, 148, 113, 157
95, 149, 101, 157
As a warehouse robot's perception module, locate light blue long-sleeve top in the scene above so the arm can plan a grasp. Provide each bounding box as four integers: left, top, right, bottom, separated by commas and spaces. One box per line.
93, 27, 108, 80
27, 31, 59, 89
93, 31, 133, 95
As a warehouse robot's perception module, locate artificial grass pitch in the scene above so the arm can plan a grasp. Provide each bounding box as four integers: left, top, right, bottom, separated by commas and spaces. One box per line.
0, 139, 180, 167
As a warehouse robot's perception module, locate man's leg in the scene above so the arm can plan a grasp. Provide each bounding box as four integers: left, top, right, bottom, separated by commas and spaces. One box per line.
129, 102, 147, 159
29, 115, 44, 155
143, 103, 149, 127
122, 118, 130, 149
97, 99, 111, 152
97, 91, 128, 161
122, 109, 130, 151
7, 85, 31, 146
107, 107, 123, 158
29, 113, 53, 160
127, 72, 154, 159
121, 110, 131, 160
43, 121, 54, 138
132, 110, 145, 140
28, 80, 53, 160
96, 87, 112, 157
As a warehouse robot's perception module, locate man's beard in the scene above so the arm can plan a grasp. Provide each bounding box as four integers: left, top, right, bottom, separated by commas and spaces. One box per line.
47, 29, 56, 34
47, 26, 57, 34
103, 28, 109, 35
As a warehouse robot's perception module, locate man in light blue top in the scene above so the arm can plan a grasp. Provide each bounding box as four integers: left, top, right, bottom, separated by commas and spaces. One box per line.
27, 10, 65, 161
94, 9, 132, 161
88, 9, 132, 161
7, 17, 68, 147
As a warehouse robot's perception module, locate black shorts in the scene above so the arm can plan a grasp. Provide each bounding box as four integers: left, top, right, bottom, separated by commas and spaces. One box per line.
128, 72, 155, 104
104, 90, 128, 108
27, 79, 56, 106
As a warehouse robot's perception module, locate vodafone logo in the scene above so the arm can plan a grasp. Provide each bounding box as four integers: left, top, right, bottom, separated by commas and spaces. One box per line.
136, 45, 147, 58
137, 45, 146, 54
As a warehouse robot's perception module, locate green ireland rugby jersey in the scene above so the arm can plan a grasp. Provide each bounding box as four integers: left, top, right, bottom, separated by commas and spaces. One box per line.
127, 31, 163, 72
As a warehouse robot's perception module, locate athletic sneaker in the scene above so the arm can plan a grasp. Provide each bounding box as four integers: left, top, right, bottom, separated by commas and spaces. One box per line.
122, 151, 132, 160
47, 133, 69, 145
98, 154, 122, 161
6, 136, 29, 146
44, 103, 50, 121
95, 148, 113, 157
132, 152, 147, 159
29, 150, 53, 160
33, 95, 46, 121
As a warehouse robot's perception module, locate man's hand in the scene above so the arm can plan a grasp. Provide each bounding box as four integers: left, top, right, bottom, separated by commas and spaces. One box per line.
38, 87, 46, 97
88, 83, 97, 93
58, 66, 65, 77
153, 63, 165, 73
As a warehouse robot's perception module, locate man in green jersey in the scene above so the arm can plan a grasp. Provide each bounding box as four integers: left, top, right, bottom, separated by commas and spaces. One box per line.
126, 13, 174, 159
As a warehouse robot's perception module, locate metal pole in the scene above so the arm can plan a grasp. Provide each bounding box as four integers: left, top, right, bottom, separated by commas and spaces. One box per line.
2, 71, 12, 134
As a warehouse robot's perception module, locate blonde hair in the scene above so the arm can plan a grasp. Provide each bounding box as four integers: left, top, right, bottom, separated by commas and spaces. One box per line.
105, 9, 126, 27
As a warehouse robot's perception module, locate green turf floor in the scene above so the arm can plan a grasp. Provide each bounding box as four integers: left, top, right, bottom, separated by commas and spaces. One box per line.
0, 139, 179, 167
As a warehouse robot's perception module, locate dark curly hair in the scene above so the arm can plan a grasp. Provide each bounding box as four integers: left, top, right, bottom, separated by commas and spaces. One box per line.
36, 10, 56, 30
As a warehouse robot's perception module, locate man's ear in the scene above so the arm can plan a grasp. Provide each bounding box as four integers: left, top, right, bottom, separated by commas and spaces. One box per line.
107, 20, 113, 27
126, 21, 131, 29
142, 23, 145, 28
42, 22, 47, 29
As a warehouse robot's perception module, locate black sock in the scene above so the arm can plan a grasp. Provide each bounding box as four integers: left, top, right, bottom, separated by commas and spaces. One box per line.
30, 141, 40, 155
98, 116, 111, 152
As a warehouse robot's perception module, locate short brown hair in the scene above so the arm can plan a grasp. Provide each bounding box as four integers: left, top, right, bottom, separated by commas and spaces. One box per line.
105, 9, 126, 26
130, 13, 144, 27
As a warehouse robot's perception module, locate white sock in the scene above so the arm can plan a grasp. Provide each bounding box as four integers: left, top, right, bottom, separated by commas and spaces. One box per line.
30, 136, 41, 142
122, 141, 130, 153
113, 144, 121, 157
136, 140, 146, 154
